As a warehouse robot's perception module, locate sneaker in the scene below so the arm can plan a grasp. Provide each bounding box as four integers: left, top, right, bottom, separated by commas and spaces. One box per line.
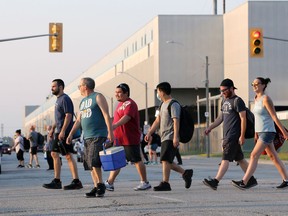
63, 179, 83, 190
276, 180, 288, 189
85, 187, 97, 198
96, 183, 106, 197
43, 179, 62, 189
26, 164, 32, 168
182, 169, 193, 189
104, 180, 114, 191
232, 176, 258, 190
153, 181, 171, 191
134, 181, 151, 191
144, 161, 150, 165
203, 178, 218, 190
152, 161, 158, 165
17, 165, 22, 168
34, 164, 40, 168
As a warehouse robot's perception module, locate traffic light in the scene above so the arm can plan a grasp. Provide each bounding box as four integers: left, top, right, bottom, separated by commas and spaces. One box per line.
249, 28, 263, 57
49, 23, 63, 52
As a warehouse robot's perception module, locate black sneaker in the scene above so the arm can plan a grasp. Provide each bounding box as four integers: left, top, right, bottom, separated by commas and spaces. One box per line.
203, 178, 218, 190
232, 176, 258, 190
63, 179, 83, 190
276, 180, 288, 189
43, 179, 62, 189
246, 176, 258, 188
182, 169, 193, 189
153, 181, 171, 191
85, 187, 97, 198
96, 183, 106, 197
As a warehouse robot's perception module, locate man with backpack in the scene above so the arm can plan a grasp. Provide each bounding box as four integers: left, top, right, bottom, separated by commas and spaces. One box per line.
145, 82, 193, 191
203, 78, 257, 190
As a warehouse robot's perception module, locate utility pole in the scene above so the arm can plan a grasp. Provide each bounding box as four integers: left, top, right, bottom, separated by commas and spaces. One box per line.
205, 56, 210, 158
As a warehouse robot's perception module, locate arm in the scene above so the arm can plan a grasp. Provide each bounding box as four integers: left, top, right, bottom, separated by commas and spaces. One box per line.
67, 113, 81, 144
145, 115, 160, 142
113, 115, 131, 130
264, 95, 288, 139
97, 93, 114, 143
239, 110, 246, 145
173, 117, 180, 148
59, 113, 73, 141
205, 112, 223, 135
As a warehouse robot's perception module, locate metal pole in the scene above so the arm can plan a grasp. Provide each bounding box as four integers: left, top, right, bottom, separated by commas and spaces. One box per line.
0, 33, 55, 42
205, 56, 210, 158
145, 82, 148, 124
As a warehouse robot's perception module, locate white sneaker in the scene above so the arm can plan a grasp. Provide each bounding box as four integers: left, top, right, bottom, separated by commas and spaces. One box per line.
104, 180, 114, 191
134, 181, 151, 191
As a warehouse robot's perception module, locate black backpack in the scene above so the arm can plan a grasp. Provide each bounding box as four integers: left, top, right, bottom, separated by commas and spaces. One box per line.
163, 99, 194, 143
22, 136, 30, 150
232, 97, 255, 139
37, 132, 45, 145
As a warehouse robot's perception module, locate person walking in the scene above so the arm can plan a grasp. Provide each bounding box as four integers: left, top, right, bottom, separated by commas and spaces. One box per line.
44, 125, 54, 170
104, 83, 151, 191
145, 82, 193, 191
67, 77, 114, 198
12, 129, 25, 168
203, 78, 257, 190
26, 126, 40, 168
43, 79, 83, 190
232, 77, 288, 189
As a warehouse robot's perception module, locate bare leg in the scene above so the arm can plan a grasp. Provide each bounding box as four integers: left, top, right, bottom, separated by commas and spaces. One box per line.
51, 151, 61, 179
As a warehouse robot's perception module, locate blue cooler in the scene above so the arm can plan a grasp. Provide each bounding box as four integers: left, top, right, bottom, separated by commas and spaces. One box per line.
100, 146, 126, 171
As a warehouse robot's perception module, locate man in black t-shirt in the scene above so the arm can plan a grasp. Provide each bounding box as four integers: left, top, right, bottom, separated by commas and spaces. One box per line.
203, 78, 257, 190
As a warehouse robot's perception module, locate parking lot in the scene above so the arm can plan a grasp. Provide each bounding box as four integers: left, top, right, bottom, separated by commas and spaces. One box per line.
1, 152, 288, 215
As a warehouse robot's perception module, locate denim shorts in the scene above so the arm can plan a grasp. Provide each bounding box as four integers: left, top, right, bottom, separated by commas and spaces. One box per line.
258, 132, 276, 144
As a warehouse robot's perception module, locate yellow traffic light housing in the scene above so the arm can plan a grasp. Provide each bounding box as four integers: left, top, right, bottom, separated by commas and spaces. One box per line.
49, 23, 63, 52
249, 28, 263, 57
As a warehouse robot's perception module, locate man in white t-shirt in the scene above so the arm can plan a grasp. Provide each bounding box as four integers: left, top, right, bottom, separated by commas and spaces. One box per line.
12, 129, 25, 168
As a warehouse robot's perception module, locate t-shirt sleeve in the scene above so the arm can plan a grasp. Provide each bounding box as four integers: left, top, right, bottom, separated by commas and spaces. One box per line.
170, 102, 181, 119
62, 96, 74, 114
235, 97, 246, 113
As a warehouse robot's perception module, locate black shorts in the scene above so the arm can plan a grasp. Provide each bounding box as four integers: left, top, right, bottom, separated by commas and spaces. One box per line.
222, 138, 244, 162
51, 133, 74, 154
123, 145, 142, 163
160, 140, 177, 163
30, 146, 38, 155
84, 137, 106, 170
17, 149, 24, 161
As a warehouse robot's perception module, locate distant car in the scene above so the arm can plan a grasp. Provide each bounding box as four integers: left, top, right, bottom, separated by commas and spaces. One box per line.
1, 144, 11, 155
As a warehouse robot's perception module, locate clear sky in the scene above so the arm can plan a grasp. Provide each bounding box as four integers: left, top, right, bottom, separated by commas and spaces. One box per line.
0, 0, 246, 137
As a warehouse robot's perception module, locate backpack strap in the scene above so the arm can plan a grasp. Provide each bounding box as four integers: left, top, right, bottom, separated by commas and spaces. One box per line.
167, 99, 178, 117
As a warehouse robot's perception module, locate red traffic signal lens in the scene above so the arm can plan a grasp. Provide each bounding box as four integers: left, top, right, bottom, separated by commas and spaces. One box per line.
252, 31, 261, 38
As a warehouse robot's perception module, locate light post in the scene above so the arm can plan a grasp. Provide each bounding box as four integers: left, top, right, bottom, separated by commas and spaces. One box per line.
205, 56, 210, 158
117, 72, 149, 124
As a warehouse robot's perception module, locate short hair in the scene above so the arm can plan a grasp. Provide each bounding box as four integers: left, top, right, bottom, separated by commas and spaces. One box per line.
15, 129, 21, 134
52, 79, 65, 89
156, 82, 171, 95
117, 83, 130, 97
82, 77, 95, 90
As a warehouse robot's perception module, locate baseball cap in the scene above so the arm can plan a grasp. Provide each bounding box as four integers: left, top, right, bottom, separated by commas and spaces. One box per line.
220, 78, 237, 89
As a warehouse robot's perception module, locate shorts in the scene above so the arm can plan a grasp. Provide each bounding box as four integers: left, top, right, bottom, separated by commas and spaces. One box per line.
51, 133, 74, 154
160, 140, 177, 163
84, 137, 106, 170
16, 149, 24, 161
123, 145, 142, 163
30, 146, 38, 155
149, 143, 158, 151
222, 138, 244, 162
258, 132, 276, 144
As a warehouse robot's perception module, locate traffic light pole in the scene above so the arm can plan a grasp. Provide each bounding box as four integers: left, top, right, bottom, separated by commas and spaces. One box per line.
0, 33, 57, 43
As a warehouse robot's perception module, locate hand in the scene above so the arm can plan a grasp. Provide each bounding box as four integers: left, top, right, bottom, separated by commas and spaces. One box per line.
204, 128, 211, 135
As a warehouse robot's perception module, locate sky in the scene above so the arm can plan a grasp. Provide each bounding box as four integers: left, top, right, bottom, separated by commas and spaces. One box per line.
0, 0, 247, 137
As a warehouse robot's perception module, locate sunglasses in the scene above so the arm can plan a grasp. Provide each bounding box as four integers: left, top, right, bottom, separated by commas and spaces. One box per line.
219, 88, 229, 93
251, 82, 262, 87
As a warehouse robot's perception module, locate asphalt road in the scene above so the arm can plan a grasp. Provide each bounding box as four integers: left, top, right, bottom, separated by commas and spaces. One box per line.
1, 152, 288, 216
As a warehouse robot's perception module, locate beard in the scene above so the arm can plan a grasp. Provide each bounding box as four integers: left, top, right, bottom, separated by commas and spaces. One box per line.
52, 89, 60, 96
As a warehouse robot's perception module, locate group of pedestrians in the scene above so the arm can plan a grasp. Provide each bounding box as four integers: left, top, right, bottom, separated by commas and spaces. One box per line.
40, 78, 193, 198
203, 78, 288, 191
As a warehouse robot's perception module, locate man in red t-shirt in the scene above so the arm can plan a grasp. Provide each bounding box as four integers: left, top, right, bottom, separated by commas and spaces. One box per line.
105, 83, 151, 191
